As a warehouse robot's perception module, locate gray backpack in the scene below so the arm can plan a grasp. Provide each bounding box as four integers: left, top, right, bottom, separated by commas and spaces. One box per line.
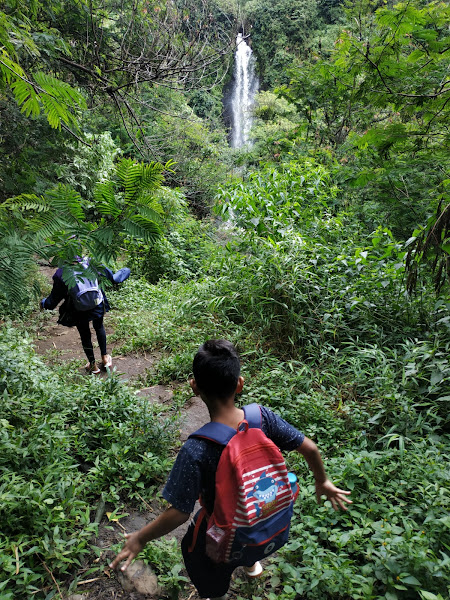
68, 261, 103, 311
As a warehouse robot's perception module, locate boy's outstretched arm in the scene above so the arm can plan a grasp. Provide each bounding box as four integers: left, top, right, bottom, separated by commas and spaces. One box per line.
109, 506, 190, 572
297, 437, 352, 511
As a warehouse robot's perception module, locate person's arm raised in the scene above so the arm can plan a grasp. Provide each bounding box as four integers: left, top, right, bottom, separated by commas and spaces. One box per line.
297, 436, 352, 511
109, 506, 190, 571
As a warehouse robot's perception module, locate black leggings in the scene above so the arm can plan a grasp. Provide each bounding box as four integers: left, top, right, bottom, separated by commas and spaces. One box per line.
76, 316, 107, 363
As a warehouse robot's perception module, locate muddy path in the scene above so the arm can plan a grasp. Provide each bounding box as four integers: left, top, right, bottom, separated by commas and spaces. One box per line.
33, 318, 155, 383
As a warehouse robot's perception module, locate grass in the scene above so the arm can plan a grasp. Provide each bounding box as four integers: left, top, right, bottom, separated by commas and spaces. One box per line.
103, 268, 450, 600
2, 198, 449, 598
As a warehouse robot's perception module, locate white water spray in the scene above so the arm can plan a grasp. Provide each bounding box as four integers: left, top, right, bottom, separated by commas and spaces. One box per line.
229, 33, 259, 148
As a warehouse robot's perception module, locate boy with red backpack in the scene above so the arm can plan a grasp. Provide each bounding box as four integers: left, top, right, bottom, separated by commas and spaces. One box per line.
110, 339, 351, 599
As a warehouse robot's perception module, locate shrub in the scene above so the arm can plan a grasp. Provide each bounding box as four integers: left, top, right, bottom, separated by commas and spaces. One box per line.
0, 327, 175, 598
270, 440, 450, 600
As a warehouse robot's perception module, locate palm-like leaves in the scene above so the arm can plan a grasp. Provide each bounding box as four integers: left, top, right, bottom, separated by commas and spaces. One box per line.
0, 233, 40, 313
116, 158, 173, 204
1, 158, 170, 311
3, 186, 85, 238
0, 51, 86, 130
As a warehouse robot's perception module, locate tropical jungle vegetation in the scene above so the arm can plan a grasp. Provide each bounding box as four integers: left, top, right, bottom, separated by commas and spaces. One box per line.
0, 0, 448, 599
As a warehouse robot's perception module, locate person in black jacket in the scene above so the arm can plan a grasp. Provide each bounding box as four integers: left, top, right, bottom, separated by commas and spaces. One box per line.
40, 265, 125, 374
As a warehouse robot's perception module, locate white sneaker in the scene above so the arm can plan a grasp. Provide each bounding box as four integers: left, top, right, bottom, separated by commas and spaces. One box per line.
85, 362, 100, 375
244, 561, 263, 578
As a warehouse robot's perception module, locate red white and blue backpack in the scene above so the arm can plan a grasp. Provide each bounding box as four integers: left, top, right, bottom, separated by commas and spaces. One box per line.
188, 403, 299, 564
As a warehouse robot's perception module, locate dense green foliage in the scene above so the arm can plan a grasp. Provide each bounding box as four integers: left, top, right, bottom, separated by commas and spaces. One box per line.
107, 201, 449, 600
0, 328, 176, 598
0, 157, 175, 312
0, 0, 235, 210
275, 0, 450, 287
0, 0, 449, 598
240, 0, 339, 86
108, 161, 449, 599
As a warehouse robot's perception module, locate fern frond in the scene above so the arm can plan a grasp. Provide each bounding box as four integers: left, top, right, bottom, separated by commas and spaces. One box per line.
10, 77, 41, 118
0, 257, 25, 309
93, 182, 121, 217
0, 154, 168, 313
45, 185, 85, 222
0, 52, 86, 130
163, 159, 176, 174
34, 72, 86, 108
139, 162, 166, 191
124, 162, 144, 203
0, 233, 39, 313
115, 158, 166, 204
121, 216, 161, 243
134, 203, 164, 224
2, 194, 49, 234
89, 233, 117, 265
0, 50, 26, 85
91, 226, 115, 247
131, 214, 162, 242
28, 210, 67, 238
115, 158, 135, 184
33, 71, 86, 129
3, 194, 48, 213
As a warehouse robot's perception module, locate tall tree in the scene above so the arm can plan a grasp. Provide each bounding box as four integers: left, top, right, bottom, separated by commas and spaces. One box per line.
1, 0, 235, 154
279, 1, 449, 232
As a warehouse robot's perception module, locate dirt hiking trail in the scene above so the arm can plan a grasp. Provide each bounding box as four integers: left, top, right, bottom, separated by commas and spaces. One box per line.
33, 268, 257, 599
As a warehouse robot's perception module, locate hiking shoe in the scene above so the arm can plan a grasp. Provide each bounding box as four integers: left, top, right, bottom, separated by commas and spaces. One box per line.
85, 362, 101, 375
244, 561, 263, 578
101, 354, 112, 369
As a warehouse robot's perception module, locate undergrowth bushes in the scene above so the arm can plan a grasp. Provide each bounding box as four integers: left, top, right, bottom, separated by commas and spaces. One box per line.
125, 187, 217, 284
3, 154, 449, 599
270, 441, 450, 600
108, 268, 449, 600
0, 328, 176, 599
103, 158, 450, 600
199, 227, 426, 357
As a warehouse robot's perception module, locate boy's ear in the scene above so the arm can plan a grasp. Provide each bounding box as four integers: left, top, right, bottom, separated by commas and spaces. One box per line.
190, 378, 200, 396
236, 376, 244, 394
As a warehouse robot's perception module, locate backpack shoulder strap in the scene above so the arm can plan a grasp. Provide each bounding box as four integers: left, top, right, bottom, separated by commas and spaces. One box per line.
189, 422, 236, 446
189, 403, 262, 445
243, 403, 262, 429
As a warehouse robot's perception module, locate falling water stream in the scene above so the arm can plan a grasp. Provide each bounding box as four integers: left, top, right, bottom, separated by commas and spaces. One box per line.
229, 33, 259, 148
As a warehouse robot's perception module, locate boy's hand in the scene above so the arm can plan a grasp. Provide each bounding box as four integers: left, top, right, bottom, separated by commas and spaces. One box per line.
108, 507, 189, 573
315, 478, 352, 511
109, 532, 145, 571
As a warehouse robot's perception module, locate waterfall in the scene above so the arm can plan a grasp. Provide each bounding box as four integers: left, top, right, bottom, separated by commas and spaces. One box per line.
229, 33, 259, 148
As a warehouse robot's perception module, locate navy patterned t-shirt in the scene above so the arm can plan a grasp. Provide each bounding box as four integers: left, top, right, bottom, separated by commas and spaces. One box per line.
162, 405, 305, 515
